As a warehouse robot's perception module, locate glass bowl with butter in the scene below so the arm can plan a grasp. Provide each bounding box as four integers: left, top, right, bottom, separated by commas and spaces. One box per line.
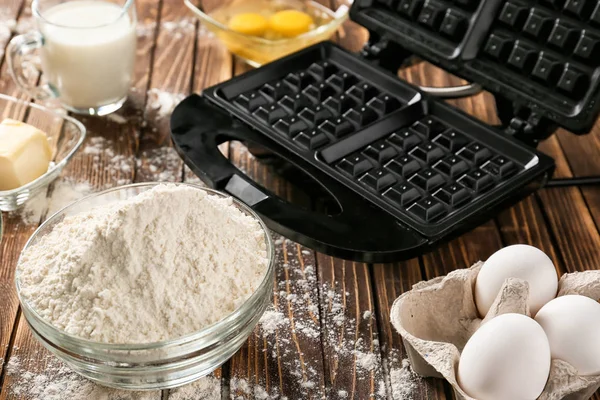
186, 0, 350, 67
0, 93, 86, 212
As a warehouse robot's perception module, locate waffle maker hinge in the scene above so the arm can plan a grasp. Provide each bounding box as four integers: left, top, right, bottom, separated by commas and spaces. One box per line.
494, 95, 558, 148
360, 34, 414, 74
361, 32, 558, 149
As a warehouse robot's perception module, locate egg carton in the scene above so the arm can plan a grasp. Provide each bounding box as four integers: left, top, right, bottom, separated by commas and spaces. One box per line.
390, 263, 600, 400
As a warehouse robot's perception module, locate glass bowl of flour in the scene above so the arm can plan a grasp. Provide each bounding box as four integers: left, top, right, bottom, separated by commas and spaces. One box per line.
15, 182, 274, 390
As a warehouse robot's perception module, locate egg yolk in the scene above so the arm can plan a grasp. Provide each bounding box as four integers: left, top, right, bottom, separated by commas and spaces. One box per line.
228, 13, 269, 36
269, 10, 314, 37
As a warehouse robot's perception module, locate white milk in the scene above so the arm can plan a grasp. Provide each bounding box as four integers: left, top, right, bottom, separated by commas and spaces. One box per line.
40, 1, 136, 109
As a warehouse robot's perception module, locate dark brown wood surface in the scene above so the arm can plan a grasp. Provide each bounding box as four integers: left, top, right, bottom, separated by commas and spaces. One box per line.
1, 0, 600, 399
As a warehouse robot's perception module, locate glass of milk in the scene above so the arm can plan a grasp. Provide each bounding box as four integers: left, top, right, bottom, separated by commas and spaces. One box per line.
7, 0, 137, 116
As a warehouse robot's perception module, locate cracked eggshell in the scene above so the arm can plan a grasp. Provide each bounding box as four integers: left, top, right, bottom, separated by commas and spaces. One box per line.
475, 245, 558, 317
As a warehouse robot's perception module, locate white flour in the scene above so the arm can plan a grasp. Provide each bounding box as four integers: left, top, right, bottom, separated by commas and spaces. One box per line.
259, 309, 289, 335
5, 352, 220, 400
13, 178, 93, 225
147, 89, 185, 120
389, 358, 418, 400
168, 376, 220, 400
354, 350, 378, 372
136, 19, 195, 38
137, 147, 182, 182
18, 184, 269, 344
5, 355, 160, 400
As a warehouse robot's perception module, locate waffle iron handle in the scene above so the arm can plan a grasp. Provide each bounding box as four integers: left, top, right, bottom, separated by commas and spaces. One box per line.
170, 95, 429, 262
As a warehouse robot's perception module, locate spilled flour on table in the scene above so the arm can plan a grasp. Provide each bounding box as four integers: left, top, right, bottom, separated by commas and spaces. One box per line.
4, 353, 220, 400
137, 147, 182, 182
259, 310, 289, 335
85, 137, 182, 183
105, 113, 128, 124
161, 19, 195, 34
231, 378, 282, 400
13, 178, 94, 225
384, 349, 420, 400
136, 21, 156, 37
0, 20, 14, 58
354, 349, 378, 372
390, 359, 419, 400
147, 88, 186, 120
168, 376, 220, 400
136, 19, 195, 39
83, 136, 134, 186
242, 235, 394, 399
11, 135, 192, 225
14, 16, 34, 34
4, 354, 160, 400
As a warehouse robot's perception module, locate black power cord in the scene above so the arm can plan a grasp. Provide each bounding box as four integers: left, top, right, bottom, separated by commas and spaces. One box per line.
546, 177, 600, 187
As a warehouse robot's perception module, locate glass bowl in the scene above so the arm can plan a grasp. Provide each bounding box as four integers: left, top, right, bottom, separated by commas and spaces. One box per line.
15, 183, 275, 390
0, 94, 86, 212
186, 0, 350, 67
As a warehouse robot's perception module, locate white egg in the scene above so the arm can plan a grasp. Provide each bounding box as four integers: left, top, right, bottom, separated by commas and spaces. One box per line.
458, 313, 551, 400
535, 295, 600, 375
475, 245, 558, 317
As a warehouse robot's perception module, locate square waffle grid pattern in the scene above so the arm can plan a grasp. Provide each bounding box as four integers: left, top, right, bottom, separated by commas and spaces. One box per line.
333, 116, 521, 224
207, 44, 538, 235
478, 0, 600, 107
354, 0, 485, 58
378, 0, 480, 42
233, 62, 403, 152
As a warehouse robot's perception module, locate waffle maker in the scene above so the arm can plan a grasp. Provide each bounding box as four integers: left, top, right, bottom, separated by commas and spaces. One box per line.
171, 0, 600, 262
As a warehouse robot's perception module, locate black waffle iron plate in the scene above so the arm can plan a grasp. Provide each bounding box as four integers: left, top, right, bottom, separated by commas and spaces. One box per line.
171, 0, 600, 262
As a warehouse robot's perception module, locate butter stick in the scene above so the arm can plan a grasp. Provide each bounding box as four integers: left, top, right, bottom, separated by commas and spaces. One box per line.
0, 119, 52, 191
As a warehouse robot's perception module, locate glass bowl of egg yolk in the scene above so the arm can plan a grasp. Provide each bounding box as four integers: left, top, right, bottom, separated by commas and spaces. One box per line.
185, 0, 350, 67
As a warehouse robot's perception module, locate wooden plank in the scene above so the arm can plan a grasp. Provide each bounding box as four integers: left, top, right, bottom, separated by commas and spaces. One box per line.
372, 260, 448, 400
0, 1, 45, 385
555, 127, 600, 177
0, 0, 160, 398
336, 18, 368, 54
1, 319, 162, 400
554, 127, 600, 235
316, 255, 389, 399
227, 141, 327, 399
422, 221, 502, 277
300, 6, 389, 398
135, 0, 195, 184
0, 0, 23, 63
183, 22, 233, 183
496, 196, 565, 273
536, 136, 600, 272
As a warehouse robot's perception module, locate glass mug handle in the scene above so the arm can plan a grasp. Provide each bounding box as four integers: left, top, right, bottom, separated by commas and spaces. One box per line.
7, 31, 54, 101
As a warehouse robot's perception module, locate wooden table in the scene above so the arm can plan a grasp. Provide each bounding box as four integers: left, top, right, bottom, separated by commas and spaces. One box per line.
1, 0, 600, 399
